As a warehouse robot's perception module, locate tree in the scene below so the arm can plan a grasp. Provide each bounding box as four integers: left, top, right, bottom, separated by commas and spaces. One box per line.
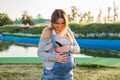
36, 13, 43, 19
79, 12, 94, 24
21, 11, 33, 25
69, 6, 79, 23
0, 13, 13, 26
78, 13, 83, 23
113, 2, 119, 22
107, 7, 112, 22
96, 9, 102, 23
86, 11, 94, 23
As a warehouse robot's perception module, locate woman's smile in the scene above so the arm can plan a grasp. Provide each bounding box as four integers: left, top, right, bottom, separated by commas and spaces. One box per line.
53, 18, 65, 33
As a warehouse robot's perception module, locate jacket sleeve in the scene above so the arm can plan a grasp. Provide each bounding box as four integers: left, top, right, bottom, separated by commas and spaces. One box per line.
37, 38, 56, 61
68, 29, 80, 54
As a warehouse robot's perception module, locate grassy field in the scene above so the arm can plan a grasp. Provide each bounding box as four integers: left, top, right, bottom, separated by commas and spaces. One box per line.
0, 63, 120, 80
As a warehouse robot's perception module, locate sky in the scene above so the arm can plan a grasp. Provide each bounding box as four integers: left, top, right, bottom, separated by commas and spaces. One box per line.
0, 0, 120, 20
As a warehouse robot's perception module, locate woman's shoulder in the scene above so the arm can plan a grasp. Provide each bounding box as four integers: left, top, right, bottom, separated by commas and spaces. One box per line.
67, 27, 73, 34
41, 27, 52, 39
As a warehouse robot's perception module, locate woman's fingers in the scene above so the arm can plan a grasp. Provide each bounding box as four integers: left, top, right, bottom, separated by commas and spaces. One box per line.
56, 53, 69, 63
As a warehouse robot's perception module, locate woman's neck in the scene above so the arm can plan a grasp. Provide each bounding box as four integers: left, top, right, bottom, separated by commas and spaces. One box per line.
53, 29, 59, 35
53, 29, 60, 34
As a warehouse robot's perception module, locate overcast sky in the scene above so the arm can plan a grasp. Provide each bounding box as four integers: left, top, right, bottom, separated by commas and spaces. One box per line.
0, 0, 120, 20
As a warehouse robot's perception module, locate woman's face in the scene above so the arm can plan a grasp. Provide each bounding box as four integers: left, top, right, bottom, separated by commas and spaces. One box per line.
53, 18, 65, 33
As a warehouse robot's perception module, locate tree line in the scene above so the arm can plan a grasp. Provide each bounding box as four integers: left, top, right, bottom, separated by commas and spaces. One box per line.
0, 2, 120, 26
69, 2, 119, 24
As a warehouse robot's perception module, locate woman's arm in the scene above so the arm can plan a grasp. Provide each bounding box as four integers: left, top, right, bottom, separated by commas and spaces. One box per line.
55, 28, 80, 54
68, 28, 80, 54
37, 27, 69, 63
37, 27, 56, 61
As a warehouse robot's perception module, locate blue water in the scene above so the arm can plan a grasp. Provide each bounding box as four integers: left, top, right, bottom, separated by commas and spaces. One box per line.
1, 35, 120, 50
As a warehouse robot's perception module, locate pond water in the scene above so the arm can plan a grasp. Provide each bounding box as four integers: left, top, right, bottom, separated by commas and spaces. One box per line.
0, 41, 120, 58
1, 35, 120, 58
0, 41, 92, 58
0, 45, 38, 57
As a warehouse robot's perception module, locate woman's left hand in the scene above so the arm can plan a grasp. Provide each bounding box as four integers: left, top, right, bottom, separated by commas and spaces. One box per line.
55, 45, 71, 53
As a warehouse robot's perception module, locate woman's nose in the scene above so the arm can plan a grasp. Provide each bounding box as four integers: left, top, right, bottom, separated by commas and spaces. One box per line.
57, 24, 62, 28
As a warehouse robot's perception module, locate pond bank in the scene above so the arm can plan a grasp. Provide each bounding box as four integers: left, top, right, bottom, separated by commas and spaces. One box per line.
0, 57, 120, 67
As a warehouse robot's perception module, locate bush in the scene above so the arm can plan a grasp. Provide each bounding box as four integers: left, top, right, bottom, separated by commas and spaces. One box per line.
0, 26, 19, 33
1, 23, 120, 39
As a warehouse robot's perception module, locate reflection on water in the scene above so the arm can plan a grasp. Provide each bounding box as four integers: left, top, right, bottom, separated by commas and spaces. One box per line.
81, 48, 120, 58
0, 41, 91, 58
0, 41, 12, 51
73, 54, 92, 58
1, 35, 120, 58
0, 45, 38, 57
1, 41, 120, 58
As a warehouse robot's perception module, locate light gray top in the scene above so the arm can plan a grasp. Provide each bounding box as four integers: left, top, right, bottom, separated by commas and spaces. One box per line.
37, 29, 80, 69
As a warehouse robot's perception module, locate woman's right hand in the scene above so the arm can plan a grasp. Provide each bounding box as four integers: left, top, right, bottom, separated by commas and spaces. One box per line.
55, 53, 69, 64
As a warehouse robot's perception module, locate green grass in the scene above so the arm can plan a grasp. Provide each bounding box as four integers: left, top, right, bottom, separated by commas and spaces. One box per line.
0, 57, 120, 67
75, 57, 120, 67
0, 56, 120, 80
73, 66, 120, 80
0, 63, 120, 80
